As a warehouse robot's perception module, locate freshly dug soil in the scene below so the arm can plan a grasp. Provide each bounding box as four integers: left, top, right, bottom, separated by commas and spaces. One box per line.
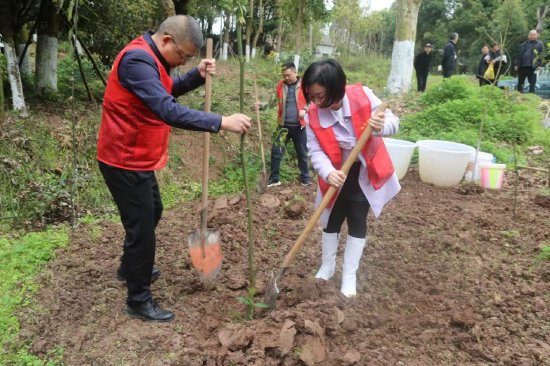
17, 169, 550, 365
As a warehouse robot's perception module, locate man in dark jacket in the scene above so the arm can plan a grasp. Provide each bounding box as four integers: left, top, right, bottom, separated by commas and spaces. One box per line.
441, 32, 459, 78
515, 29, 544, 93
414, 43, 433, 92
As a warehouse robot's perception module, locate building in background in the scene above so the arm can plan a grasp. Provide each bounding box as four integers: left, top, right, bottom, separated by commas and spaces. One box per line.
315, 35, 336, 58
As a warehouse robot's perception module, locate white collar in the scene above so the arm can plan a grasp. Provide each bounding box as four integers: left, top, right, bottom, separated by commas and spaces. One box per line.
319, 93, 352, 128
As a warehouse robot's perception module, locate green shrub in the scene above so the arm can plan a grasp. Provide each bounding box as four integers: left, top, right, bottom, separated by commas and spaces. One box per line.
420, 77, 475, 106
398, 78, 544, 163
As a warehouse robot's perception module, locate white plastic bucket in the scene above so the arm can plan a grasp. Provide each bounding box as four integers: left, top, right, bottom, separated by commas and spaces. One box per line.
464, 151, 494, 182
479, 163, 506, 189
383, 138, 418, 180
417, 140, 475, 186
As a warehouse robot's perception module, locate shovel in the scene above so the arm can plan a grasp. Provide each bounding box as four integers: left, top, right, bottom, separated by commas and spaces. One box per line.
187, 38, 222, 281
254, 76, 269, 193
264, 103, 388, 309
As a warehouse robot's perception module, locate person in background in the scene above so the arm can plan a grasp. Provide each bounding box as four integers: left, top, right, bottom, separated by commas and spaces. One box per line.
301, 59, 401, 297
442, 32, 459, 78
97, 15, 251, 322
477, 45, 491, 86
488, 42, 507, 84
267, 62, 311, 187
515, 29, 544, 93
414, 43, 433, 92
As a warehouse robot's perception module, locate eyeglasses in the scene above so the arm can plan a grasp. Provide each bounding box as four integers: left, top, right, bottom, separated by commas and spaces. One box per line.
165, 33, 197, 62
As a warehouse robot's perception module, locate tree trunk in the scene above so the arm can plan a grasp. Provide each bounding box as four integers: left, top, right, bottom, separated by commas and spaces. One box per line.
275, 0, 283, 52
0, 58, 4, 115
222, 11, 231, 60
294, 0, 304, 70
0, 1, 28, 115
386, 0, 422, 95
251, 0, 263, 59
245, 0, 254, 61
173, 0, 190, 14
536, 5, 548, 34
5, 43, 28, 115
35, 0, 60, 93
16, 26, 31, 77
295, 0, 304, 53
161, 0, 176, 17
309, 23, 313, 51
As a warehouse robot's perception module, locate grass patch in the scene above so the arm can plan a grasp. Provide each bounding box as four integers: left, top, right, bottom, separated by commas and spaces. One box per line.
0, 228, 69, 365
396, 76, 550, 165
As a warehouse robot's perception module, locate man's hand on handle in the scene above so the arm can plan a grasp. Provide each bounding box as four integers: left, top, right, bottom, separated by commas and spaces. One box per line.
221, 114, 252, 134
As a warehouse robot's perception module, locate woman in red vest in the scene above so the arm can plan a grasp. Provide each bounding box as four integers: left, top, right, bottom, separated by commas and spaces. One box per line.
302, 59, 401, 297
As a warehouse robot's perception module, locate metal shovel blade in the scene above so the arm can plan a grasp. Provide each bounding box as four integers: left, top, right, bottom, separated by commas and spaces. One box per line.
256, 171, 269, 194
187, 229, 222, 282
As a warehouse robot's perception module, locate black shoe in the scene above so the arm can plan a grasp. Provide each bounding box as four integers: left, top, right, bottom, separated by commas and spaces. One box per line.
126, 299, 175, 322
117, 266, 161, 282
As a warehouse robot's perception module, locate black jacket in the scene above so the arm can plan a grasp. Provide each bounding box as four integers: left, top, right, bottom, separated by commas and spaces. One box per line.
489, 49, 507, 79
414, 51, 432, 75
442, 41, 457, 71
515, 40, 544, 68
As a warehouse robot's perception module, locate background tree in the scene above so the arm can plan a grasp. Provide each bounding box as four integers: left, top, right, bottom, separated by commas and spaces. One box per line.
331, 0, 364, 56
0, 0, 28, 114
35, 0, 61, 93
251, 0, 264, 58
387, 0, 422, 95
77, 0, 162, 66
245, 0, 254, 61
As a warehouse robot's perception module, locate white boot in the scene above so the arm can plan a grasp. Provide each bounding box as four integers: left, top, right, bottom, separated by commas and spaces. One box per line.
315, 232, 339, 280
341, 235, 366, 297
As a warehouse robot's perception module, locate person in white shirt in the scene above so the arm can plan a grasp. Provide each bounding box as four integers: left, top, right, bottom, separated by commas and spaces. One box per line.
301, 59, 401, 297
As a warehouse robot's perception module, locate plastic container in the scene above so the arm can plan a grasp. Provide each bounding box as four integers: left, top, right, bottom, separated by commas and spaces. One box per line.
383, 138, 417, 180
417, 140, 475, 186
479, 163, 506, 189
464, 151, 494, 182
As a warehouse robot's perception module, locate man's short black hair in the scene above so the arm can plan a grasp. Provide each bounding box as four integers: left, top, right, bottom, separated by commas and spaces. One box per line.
301, 59, 346, 108
282, 62, 296, 71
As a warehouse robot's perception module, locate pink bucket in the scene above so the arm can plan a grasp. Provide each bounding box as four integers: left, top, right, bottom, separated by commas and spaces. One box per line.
479, 163, 506, 189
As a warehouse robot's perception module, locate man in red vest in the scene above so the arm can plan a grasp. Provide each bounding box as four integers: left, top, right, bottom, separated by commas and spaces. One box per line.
267, 63, 311, 187
97, 15, 251, 322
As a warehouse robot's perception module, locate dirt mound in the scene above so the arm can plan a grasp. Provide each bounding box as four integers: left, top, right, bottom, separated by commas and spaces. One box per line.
16, 170, 550, 365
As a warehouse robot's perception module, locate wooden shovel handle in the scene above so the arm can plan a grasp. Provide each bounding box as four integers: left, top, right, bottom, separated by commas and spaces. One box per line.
281, 103, 388, 268
200, 38, 213, 234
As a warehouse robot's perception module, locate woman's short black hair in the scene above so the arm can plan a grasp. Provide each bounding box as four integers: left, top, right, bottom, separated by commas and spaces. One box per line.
301, 59, 346, 108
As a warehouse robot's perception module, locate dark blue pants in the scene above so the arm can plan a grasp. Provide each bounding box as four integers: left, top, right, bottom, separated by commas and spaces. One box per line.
517, 66, 537, 93
416, 73, 428, 91
269, 125, 310, 183
99, 161, 162, 306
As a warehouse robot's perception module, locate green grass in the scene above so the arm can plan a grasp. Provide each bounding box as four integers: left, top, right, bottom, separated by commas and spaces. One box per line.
396, 76, 550, 166
0, 228, 69, 365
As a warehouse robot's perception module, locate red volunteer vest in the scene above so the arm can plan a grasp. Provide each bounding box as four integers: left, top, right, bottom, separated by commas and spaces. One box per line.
308, 83, 394, 208
97, 36, 174, 171
277, 79, 307, 127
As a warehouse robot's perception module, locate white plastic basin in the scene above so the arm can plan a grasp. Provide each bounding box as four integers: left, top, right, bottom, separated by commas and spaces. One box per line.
417, 140, 475, 186
383, 138, 417, 180
464, 151, 494, 182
